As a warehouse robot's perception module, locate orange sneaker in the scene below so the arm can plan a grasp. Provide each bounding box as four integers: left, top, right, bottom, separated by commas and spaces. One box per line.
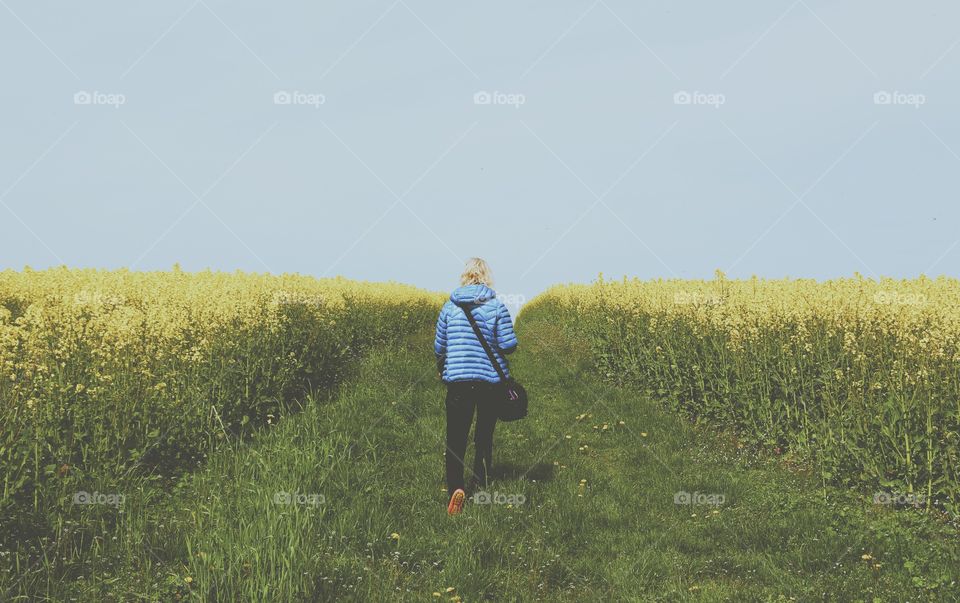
447, 488, 465, 515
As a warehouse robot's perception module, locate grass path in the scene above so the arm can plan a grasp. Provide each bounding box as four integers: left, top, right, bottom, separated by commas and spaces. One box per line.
60, 317, 960, 601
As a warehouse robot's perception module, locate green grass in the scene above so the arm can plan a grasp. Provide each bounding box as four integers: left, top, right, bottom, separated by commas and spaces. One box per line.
5, 314, 960, 601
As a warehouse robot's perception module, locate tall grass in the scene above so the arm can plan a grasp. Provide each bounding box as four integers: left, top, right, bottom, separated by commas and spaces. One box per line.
0, 267, 443, 585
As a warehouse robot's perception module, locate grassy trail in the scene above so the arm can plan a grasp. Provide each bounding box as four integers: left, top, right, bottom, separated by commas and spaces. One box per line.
54, 317, 960, 601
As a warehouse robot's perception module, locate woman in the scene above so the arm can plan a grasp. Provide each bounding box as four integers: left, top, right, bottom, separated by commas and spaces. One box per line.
434, 257, 518, 515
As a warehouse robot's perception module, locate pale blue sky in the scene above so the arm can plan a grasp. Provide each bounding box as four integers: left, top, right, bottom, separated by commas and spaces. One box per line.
2, 1, 958, 303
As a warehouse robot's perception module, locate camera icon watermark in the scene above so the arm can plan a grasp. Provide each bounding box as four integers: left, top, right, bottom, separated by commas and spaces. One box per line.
74, 90, 126, 108
873, 90, 925, 108
473, 90, 526, 108
471, 490, 526, 505
273, 90, 326, 108
72, 490, 125, 508
674, 490, 725, 507
273, 490, 325, 506
673, 90, 725, 108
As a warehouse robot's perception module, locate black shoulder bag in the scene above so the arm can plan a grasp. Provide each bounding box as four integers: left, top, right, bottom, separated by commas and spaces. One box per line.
455, 302, 528, 421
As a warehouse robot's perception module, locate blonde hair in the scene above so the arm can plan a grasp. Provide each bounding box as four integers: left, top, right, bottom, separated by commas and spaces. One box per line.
460, 257, 493, 286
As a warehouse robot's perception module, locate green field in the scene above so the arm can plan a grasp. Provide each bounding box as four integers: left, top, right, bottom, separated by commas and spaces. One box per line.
3, 291, 959, 601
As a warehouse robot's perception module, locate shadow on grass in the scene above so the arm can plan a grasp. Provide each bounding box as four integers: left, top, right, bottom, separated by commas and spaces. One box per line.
491, 461, 555, 483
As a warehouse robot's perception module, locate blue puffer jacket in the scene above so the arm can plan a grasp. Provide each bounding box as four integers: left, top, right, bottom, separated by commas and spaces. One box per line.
435, 284, 518, 383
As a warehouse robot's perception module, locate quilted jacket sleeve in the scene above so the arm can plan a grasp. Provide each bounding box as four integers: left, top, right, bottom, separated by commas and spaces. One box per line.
495, 301, 518, 354
434, 303, 448, 357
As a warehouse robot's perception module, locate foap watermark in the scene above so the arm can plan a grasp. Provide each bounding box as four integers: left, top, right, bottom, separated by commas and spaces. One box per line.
873, 291, 928, 306
271, 290, 326, 307
471, 490, 526, 506
873, 491, 926, 506
273, 490, 325, 507
274, 90, 326, 108
497, 292, 526, 319
74, 90, 126, 108
873, 90, 925, 108
673, 90, 725, 108
674, 490, 725, 507
73, 490, 125, 508
73, 290, 127, 306
473, 90, 526, 108
673, 291, 723, 305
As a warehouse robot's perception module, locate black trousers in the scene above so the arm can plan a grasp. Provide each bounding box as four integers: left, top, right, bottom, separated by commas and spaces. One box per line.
445, 381, 498, 496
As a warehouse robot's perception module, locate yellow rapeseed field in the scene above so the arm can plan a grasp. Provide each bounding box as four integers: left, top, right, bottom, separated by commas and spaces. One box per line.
527, 272, 960, 514
0, 267, 443, 520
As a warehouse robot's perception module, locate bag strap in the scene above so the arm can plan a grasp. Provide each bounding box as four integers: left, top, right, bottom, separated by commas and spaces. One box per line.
455, 301, 507, 383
